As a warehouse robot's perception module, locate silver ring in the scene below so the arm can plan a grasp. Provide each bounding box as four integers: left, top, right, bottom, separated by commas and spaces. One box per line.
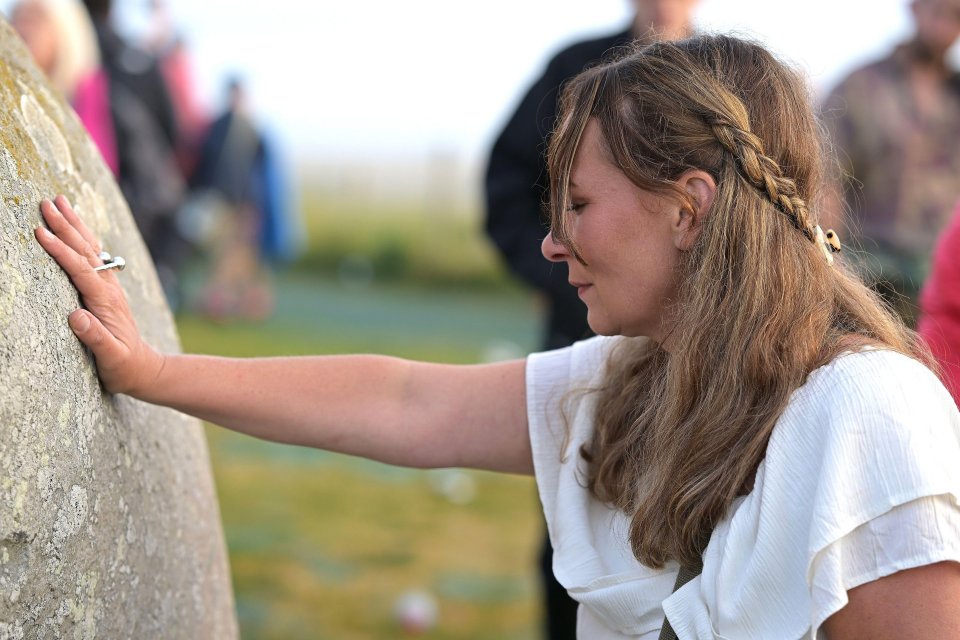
93, 255, 126, 272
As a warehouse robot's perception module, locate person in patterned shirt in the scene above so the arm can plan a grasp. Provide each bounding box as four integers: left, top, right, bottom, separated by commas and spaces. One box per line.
821, 0, 960, 323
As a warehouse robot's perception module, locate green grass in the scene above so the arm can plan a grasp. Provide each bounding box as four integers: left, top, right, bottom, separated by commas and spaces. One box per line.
177, 271, 547, 639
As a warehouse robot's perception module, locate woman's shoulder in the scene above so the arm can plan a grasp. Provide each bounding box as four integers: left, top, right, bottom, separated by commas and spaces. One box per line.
525, 336, 643, 453
526, 335, 638, 388
780, 348, 958, 451
803, 348, 949, 409
694, 346, 960, 639
768, 348, 960, 520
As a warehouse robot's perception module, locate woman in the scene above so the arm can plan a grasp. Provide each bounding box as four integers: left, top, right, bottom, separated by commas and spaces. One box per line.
35, 35, 960, 638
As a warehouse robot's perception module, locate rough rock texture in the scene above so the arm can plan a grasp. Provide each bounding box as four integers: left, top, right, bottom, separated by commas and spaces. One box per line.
0, 19, 237, 640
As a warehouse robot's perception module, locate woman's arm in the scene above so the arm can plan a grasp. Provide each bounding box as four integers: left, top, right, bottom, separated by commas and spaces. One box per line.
35, 196, 532, 474
143, 353, 530, 472
822, 561, 960, 639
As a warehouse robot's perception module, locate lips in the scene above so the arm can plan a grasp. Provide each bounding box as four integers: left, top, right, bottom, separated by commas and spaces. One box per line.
570, 281, 592, 297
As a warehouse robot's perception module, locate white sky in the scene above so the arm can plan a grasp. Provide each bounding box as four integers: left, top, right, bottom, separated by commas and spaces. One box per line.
133, 0, 916, 165
2, 0, 926, 165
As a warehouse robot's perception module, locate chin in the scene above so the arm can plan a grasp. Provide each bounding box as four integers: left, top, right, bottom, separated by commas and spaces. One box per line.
591, 328, 620, 337
587, 315, 653, 339
585, 315, 621, 337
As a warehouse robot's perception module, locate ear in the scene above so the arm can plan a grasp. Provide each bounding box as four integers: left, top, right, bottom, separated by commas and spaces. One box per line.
672, 169, 716, 251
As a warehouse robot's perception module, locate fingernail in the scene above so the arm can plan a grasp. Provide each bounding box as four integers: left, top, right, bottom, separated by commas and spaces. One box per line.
70, 312, 90, 332
36, 227, 53, 239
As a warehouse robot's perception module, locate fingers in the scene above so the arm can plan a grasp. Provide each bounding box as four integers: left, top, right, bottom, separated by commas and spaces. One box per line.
35, 224, 115, 299
54, 194, 102, 256
36, 194, 122, 298
36, 196, 144, 396
40, 197, 102, 268
68, 309, 128, 375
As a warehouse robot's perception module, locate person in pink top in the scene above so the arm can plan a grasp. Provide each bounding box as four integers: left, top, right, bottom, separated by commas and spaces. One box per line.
918, 201, 960, 404
10, 0, 118, 175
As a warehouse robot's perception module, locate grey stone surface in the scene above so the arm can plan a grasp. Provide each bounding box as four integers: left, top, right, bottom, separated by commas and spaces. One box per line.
0, 18, 237, 640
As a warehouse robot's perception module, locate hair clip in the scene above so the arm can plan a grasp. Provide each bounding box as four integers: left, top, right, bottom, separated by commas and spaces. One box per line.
814, 225, 841, 265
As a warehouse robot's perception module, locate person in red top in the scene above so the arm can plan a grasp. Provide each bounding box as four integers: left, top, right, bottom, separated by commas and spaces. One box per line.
918, 201, 960, 405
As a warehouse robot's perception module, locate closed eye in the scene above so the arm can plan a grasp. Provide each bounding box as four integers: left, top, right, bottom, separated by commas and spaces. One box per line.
566, 202, 586, 214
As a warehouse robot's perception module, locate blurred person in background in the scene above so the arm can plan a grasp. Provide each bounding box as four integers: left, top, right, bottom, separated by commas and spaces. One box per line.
141, 0, 208, 179
917, 200, 960, 405
82, 0, 188, 312
140, 0, 173, 54
821, 0, 960, 324
483, 1, 698, 637
156, 34, 208, 179
10, 0, 117, 175
189, 77, 294, 322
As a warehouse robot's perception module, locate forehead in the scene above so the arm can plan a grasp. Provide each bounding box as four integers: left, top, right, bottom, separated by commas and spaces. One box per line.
570, 121, 616, 183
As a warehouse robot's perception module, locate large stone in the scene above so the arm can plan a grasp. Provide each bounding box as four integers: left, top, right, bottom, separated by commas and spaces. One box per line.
0, 18, 237, 640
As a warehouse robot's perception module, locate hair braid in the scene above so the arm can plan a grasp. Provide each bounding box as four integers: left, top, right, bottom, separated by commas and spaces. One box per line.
708, 116, 816, 241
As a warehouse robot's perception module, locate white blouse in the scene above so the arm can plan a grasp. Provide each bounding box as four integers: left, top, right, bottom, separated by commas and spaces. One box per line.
526, 336, 960, 639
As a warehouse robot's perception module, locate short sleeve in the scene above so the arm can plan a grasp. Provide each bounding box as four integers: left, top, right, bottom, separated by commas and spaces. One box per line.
801, 351, 960, 636
794, 351, 960, 636
811, 494, 960, 636
526, 335, 623, 521
667, 349, 960, 639
527, 336, 677, 638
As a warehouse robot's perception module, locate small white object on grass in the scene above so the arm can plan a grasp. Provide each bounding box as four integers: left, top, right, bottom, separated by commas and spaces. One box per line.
393, 589, 439, 635
429, 469, 478, 505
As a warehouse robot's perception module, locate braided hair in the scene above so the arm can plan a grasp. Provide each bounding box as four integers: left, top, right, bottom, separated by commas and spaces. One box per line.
707, 114, 816, 241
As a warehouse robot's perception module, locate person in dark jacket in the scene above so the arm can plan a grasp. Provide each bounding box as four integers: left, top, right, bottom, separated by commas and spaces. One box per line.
483, 2, 698, 636
190, 78, 284, 322
81, 0, 187, 311
83, 0, 177, 144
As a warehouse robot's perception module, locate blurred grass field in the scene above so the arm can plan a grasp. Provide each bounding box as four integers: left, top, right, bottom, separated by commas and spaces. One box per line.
176, 188, 550, 639
291, 184, 520, 290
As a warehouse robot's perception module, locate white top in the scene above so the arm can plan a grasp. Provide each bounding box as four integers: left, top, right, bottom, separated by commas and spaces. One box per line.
526, 336, 960, 639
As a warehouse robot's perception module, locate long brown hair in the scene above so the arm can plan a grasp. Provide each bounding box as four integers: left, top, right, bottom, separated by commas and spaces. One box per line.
546, 35, 928, 568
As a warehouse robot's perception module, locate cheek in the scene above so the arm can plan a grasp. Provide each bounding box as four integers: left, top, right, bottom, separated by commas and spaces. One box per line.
632, 248, 681, 308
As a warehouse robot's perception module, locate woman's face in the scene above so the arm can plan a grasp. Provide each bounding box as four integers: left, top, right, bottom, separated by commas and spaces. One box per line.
541, 120, 684, 341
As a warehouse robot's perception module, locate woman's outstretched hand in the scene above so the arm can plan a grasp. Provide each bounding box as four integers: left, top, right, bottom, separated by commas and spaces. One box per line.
35, 195, 165, 396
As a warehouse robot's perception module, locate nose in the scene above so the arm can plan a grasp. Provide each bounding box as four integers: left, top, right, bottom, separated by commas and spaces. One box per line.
541, 231, 569, 263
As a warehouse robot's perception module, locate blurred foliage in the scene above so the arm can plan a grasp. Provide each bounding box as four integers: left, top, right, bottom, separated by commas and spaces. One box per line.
291, 188, 525, 291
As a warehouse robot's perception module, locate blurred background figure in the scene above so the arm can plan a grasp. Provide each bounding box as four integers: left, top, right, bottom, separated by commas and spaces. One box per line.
483, 1, 698, 637
10, 0, 117, 174
189, 77, 293, 322
918, 201, 960, 405
156, 34, 207, 178
140, 0, 171, 53
82, 0, 188, 311
821, 0, 960, 324
141, 0, 207, 179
